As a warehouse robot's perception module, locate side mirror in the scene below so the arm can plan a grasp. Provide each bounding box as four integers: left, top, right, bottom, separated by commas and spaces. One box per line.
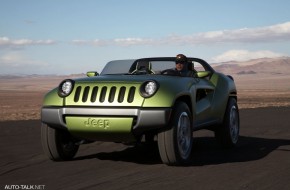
196, 71, 211, 78
86, 71, 99, 77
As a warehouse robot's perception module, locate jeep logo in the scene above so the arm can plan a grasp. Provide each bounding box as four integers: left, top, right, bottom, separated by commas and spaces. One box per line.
84, 118, 109, 129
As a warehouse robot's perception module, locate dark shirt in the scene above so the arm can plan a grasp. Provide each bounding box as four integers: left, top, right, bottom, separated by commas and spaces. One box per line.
174, 68, 194, 77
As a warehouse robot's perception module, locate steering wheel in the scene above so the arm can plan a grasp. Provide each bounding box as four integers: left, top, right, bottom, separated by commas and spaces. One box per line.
160, 69, 180, 76
131, 69, 154, 75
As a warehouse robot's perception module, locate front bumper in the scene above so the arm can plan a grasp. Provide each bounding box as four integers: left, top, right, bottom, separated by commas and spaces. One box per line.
41, 107, 172, 136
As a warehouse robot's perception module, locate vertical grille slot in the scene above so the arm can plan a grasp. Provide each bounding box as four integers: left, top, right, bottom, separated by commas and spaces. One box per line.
82, 86, 90, 102
90, 86, 98, 102
118, 86, 126, 103
99, 87, 107, 103
127, 87, 136, 103
109, 86, 116, 103
74, 86, 82, 102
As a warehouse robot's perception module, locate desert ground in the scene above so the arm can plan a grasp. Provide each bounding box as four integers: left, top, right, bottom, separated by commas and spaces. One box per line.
0, 58, 290, 189
0, 108, 290, 190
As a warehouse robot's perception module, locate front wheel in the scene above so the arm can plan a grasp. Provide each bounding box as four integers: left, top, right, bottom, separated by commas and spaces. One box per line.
215, 98, 240, 148
41, 124, 79, 161
157, 101, 193, 165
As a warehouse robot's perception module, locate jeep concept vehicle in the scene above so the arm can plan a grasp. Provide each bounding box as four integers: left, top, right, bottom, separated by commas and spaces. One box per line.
41, 57, 239, 165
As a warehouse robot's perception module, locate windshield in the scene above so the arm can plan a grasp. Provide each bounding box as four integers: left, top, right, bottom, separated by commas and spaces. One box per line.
101, 59, 176, 75
100, 57, 214, 76
101, 60, 135, 75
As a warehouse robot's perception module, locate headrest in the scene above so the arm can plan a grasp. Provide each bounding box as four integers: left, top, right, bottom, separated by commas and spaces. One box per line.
136, 61, 151, 70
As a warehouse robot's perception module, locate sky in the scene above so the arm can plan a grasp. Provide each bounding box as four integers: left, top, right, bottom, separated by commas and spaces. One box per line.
1, 0, 290, 75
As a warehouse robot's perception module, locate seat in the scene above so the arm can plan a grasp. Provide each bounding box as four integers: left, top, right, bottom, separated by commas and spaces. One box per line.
186, 61, 197, 77
131, 61, 154, 74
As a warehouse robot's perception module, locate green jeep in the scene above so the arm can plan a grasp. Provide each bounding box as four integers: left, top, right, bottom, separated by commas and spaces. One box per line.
41, 57, 239, 165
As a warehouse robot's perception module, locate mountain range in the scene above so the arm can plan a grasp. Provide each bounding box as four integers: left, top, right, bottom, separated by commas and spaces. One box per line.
1, 57, 290, 78
212, 57, 290, 76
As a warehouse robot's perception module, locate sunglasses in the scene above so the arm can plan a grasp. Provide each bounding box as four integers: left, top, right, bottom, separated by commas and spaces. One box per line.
175, 61, 186, 64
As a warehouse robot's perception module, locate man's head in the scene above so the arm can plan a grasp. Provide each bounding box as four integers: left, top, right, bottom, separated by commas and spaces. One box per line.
175, 54, 187, 71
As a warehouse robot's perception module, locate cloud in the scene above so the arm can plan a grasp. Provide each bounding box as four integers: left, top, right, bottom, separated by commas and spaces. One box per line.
211, 50, 286, 62
0, 52, 48, 68
163, 22, 290, 45
72, 39, 108, 46
113, 38, 154, 46
0, 37, 56, 49
24, 20, 36, 25
72, 21, 290, 47
72, 38, 154, 46
2, 21, 290, 49
202, 22, 290, 43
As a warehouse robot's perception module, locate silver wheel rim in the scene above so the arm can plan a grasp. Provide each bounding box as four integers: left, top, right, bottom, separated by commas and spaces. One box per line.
177, 112, 192, 160
230, 105, 239, 143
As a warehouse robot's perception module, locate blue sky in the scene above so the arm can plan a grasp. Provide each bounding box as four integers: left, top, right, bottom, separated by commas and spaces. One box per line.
1, 0, 290, 75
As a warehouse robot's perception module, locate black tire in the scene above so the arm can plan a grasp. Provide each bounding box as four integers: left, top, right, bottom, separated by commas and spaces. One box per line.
157, 101, 193, 165
41, 123, 79, 161
215, 98, 240, 148
144, 133, 155, 144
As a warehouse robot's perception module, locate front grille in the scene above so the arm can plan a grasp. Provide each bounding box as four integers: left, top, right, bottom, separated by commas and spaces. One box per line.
73, 85, 137, 104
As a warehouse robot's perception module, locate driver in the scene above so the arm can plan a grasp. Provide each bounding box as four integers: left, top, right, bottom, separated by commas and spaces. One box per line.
175, 54, 193, 77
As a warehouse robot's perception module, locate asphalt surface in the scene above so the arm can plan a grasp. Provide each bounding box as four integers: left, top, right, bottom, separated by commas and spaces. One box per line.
1, 107, 290, 190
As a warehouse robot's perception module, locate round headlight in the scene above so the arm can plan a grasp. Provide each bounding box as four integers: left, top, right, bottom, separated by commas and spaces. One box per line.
145, 82, 157, 95
58, 79, 74, 97
140, 80, 159, 98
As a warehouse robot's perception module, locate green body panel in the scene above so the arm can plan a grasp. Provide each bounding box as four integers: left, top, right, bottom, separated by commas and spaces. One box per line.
196, 71, 211, 78
43, 88, 63, 106
66, 116, 135, 141
142, 76, 196, 107
210, 72, 236, 119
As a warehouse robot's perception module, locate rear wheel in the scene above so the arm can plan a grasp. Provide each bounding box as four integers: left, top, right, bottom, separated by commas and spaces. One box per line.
215, 98, 240, 148
41, 124, 79, 161
157, 101, 193, 165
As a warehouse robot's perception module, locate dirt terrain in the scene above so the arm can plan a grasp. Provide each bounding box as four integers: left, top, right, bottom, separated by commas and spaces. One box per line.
0, 75, 70, 121
0, 107, 290, 190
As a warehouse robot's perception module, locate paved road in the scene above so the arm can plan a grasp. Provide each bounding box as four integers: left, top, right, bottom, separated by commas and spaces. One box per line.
1, 107, 290, 190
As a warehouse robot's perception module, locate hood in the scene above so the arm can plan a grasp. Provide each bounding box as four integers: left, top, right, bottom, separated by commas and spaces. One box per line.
75, 74, 157, 82
73, 74, 174, 84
